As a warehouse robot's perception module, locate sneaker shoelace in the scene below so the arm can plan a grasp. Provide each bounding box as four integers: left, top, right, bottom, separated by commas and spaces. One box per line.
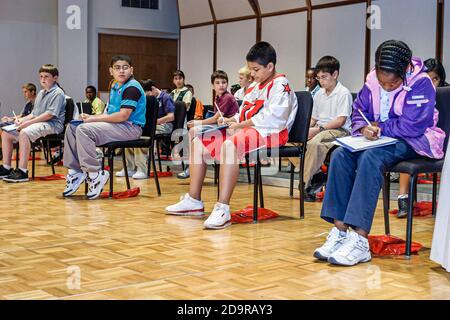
338, 237, 367, 257
323, 232, 346, 250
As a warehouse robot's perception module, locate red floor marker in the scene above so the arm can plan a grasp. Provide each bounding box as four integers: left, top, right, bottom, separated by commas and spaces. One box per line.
100, 187, 140, 199
368, 234, 423, 256
33, 174, 66, 181
231, 205, 279, 224
150, 171, 173, 178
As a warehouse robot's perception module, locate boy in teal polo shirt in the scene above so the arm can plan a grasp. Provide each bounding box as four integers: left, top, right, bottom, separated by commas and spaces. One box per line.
62, 55, 146, 200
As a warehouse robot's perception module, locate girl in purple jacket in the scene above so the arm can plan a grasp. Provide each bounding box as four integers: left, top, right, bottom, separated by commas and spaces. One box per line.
314, 40, 445, 267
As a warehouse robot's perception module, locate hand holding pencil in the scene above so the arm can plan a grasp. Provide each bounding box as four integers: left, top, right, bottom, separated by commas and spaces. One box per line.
358, 109, 380, 141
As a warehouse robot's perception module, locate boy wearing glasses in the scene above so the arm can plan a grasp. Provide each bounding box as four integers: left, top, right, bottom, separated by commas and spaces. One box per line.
62, 55, 146, 200
289, 56, 352, 201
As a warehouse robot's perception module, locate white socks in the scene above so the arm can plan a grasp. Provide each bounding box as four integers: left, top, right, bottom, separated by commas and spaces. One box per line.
68, 169, 82, 175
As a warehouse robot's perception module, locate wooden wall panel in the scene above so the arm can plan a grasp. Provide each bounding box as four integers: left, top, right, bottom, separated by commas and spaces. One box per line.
98, 34, 178, 92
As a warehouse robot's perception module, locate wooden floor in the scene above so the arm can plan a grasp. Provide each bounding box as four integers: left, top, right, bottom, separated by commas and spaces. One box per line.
0, 157, 449, 300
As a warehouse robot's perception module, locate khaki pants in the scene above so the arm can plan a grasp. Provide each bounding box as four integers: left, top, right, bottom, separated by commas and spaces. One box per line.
63, 121, 142, 173
288, 129, 348, 188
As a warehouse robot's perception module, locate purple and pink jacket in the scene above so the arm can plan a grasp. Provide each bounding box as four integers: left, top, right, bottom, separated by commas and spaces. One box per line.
352, 57, 445, 159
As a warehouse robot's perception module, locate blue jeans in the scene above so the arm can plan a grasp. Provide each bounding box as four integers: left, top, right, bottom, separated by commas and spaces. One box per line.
321, 140, 418, 233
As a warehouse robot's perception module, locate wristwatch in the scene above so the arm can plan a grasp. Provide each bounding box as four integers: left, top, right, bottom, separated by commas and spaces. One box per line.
319, 125, 326, 132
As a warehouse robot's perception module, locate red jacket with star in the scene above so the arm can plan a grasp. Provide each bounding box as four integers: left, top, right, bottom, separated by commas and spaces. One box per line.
234, 74, 298, 138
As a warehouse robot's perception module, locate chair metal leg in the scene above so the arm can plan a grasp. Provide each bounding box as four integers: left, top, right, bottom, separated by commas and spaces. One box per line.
253, 153, 260, 223
48, 140, 56, 175
214, 163, 218, 185
278, 155, 282, 172
102, 147, 106, 170
406, 174, 418, 258
245, 155, 251, 184
121, 148, 131, 190
432, 173, 438, 217
31, 144, 36, 180
382, 172, 391, 235
258, 161, 264, 208
299, 149, 306, 219
108, 151, 114, 198
150, 147, 161, 196
289, 161, 294, 198
156, 139, 163, 173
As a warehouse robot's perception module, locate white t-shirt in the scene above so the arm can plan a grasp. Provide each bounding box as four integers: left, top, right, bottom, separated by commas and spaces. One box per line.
312, 81, 353, 132
234, 75, 298, 138
380, 87, 390, 122
234, 87, 246, 101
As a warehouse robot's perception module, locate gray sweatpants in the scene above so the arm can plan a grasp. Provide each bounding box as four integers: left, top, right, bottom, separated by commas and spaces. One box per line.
63, 121, 142, 173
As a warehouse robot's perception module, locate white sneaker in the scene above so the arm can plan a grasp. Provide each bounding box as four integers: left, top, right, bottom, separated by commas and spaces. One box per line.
166, 193, 205, 216
313, 227, 348, 261
63, 172, 87, 197
328, 230, 372, 266
132, 171, 148, 180
86, 170, 110, 200
116, 169, 136, 177
204, 203, 232, 230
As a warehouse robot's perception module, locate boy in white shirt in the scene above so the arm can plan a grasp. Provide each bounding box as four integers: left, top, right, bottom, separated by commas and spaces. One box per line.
289, 56, 353, 201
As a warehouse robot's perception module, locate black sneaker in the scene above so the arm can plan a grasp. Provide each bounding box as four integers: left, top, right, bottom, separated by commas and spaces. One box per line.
0, 165, 13, 179
3, 169, 29, 183
303, 186, 316, 202
397, 196, 409, 219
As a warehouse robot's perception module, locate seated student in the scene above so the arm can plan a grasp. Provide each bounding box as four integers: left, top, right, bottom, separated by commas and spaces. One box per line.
1, 83, 37, 126
0, 83, 37, 161
116, 79, 175, 179
288, 56, 352, 201
177, 70, 239, 180
84, 85, 106, 115
396, 58, 448, 218
170, 70, 193, 110
62, 55, 146, 200
159, 70, 193, 158
185, 84, 204, 121
234, 66, 253, 101
305, 67, 321, 97
0, 65, 66, 182
166, 41, 298, 230
314, 40, 445, 266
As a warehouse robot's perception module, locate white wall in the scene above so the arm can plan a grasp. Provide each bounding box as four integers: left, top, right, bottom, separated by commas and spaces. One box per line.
180, 26, 214, 104
371, 0, 437, 67
443, 0, 450, 77
0, 0, 58, 117
312, 3, 366, 92
262, 12, 307, 91
58, 0, 88, 103
217, 20, 257, 95
87, 0, 180, 88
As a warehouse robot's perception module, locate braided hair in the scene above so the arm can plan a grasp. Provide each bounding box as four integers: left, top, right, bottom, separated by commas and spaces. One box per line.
375, 40, 413, 84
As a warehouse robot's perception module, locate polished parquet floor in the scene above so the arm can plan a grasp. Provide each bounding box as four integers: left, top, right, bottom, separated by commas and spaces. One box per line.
0, 157, 449, 300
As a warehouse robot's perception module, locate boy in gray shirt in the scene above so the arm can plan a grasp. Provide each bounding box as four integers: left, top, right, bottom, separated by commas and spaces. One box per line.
0, 64, 66, 182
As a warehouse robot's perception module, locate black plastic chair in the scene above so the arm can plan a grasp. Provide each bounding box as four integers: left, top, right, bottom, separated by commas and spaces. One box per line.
29, 98, 74, 179
99, 96, 161, 198
382, 86, 450, 257
76, 102, 93, 115
203, 105, 214, 119
186, 97, 196, 122
155, 101, 187, 172
248, 91, 314, 221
